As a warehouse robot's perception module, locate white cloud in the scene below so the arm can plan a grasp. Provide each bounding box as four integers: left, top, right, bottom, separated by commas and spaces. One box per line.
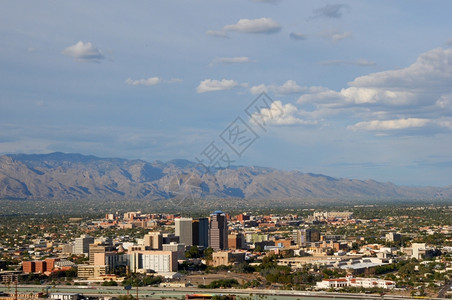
196, 79, 239, 93
125, 77, 161, 86
206, 30, 228, 38
321, 30, 351, 43
348, 118, 430, 131
224, 18, 281, 34
290, 32, 307, 40
250, 84, 268, 95
350, 48, 452, 89
210, 57, 250, 66
274, 80, 304, 94
250, 100, 315, 126
300, 48, 452, 105
62, 41, 105, 62
332, 32, 351, 42
445, 38, 452, 46
297, 86, 341, 104
340, 87, 415, 105
296, 47, 452, 134
250, 80, 305, 95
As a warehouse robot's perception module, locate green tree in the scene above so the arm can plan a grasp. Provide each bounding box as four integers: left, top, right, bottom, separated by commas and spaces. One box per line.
203, 247, 214, 260
102, 280, 118, 286
186, 245, 201, 258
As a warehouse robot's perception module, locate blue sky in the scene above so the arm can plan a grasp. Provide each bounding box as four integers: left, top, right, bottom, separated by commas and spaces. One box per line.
1, 1, 452, 187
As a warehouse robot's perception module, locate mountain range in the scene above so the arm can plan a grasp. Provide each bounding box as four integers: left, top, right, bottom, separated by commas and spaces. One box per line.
0, 152, 451, 202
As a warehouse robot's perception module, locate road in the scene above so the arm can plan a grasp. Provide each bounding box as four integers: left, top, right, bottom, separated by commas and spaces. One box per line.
0, 284, 445, 300
437, 280, 452, 298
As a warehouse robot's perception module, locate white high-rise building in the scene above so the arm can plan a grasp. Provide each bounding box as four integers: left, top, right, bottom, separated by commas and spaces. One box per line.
128, 250, 178, 273
175, 217, 193, 246
74, 235, 94, 255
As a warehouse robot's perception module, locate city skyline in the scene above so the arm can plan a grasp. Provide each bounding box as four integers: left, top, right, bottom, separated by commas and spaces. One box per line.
1, 1, 452, 186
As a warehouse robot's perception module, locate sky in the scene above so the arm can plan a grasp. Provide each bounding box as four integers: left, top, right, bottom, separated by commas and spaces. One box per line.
1, 1, 452, 187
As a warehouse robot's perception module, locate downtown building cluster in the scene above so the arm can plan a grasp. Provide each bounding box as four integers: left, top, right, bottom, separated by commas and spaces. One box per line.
1, 206, 451, 297
17, 211, 230, 281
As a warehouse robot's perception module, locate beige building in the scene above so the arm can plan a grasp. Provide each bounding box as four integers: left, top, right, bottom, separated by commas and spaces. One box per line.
89, 244, 105, 265
77, 265, 108, 279
144, 232, 163, 250
211, 251, 245, 267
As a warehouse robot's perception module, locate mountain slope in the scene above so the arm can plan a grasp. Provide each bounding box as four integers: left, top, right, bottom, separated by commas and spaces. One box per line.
0, 152, 449, 201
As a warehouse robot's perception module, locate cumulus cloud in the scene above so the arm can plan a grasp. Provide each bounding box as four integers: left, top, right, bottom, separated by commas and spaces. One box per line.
224, 18, 281, 34
273, 80, 305, 94
250, 80, 305, 95
348, 118, 429, 131
125, 77, 161, 86
196, 79, 239, 93
210, 57, 250, 66
250, 100, 315, 126
290, 32, 307, 40
62, 41, 105, 62
312, 4, 349, 19
297, 47, 452, 134
250, 84, 268, 95
350, 48, 452, 90
297, 86, 341, 104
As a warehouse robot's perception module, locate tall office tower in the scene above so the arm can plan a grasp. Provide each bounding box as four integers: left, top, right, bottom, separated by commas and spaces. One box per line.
192, 220, 200, 246
175, 217, 193, 246
74, 235, 94, 255
209, 211, 228, 250
192, 218, 209, 248
144, 231, 163, 250
198, 218, 209, 248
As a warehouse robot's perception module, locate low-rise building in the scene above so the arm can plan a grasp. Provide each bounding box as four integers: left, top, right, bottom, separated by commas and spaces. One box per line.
211, 251, 245, 267
316, 276, 395, 289
49, 293, 82, 300
77, 265, 108, 279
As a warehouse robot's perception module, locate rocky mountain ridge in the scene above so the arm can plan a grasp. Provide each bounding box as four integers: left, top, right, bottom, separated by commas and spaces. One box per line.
0, 152, 450, 201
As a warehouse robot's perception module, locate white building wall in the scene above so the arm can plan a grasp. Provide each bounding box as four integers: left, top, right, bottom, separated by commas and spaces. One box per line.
142, 254, 171, 273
